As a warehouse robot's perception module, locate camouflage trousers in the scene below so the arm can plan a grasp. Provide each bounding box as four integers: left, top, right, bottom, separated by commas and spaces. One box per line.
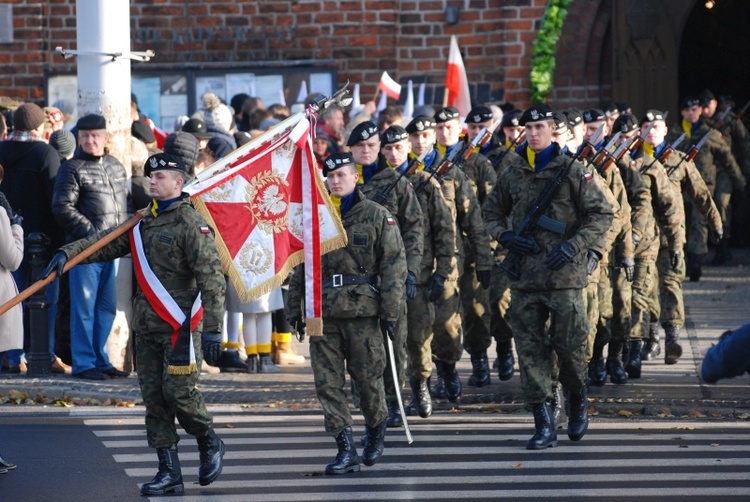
136, 331, 213, 449
583, 267, 600, 362
431, 277, 464, 364
489, 264, 513, 349
383, 303, 407, 402
406, 286, 434, 380
592, 264, 614, 355
656, 246, 686, 329
460, 261, 492, 355
610, 264, 632, 345
310, 317, 387, 436
510, 289, 588, 406
629, 257, 657, 341
715, 172, 733, 235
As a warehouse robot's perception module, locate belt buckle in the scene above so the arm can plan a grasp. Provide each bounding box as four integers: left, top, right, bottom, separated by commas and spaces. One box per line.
332, 274, 343, 287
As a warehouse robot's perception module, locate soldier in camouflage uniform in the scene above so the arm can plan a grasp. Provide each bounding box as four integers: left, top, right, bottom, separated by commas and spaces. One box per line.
346, 121, 423, 429
287, 152, 407, 475
381, 125, 455, 419
441, 105, 496, 388
670, 96, 745, 282
41, 153, 226, 495
483, 104, 614, 450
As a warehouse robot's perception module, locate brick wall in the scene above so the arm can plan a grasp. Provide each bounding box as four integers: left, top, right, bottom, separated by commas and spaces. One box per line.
3, 0, 586, 110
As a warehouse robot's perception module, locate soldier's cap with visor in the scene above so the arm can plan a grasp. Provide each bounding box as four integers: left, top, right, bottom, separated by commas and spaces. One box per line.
500, 109, 523, 128
434, 106, 460, 124
346, 121, 379, 147
563, 107, 584, 127
381, 125, 409, 146
680, 95, 702, 110
406, 115, 437, 134
518, 104, 553, 126
612, 113, 639, 134
146, 152, 190, 178
583, 108, 606, 124
465, 106, 493, 124
551, 111, 570, 132
322, 152, 355, 176
640, 109, 666, 126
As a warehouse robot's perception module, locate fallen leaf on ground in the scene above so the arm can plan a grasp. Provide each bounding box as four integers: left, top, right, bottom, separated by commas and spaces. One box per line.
617, 410, 633, 417
512, 463, 522, 468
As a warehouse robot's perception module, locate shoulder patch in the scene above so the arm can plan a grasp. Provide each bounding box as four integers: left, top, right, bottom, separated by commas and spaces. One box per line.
386, 216, 396, 225
200, 225, 212, 234
583, 172, 593, 181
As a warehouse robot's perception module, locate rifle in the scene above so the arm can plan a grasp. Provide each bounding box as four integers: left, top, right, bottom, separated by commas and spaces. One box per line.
498, 126, 604, 280
590, 131, 622, 173
717, 98, 750, 134
666, 131, 710, 177
656, 132, 686, 168
596, 130, 641, 173
711, 106, 733, 131
413, 127, 486, 196
372, 148, 429, 204
453, 118, 501, 170
735, 98, 750, 122
492, 131, 526, 170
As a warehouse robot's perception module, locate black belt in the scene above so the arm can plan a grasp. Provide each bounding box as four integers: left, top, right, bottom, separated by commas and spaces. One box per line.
322, 274, 374, 288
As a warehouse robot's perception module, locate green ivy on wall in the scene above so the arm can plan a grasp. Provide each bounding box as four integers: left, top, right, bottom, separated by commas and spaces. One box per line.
529, 0, 572, 104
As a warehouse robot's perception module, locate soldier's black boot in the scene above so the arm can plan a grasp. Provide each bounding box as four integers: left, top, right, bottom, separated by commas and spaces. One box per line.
526, 402, 558, 450
496, 340, 515, 381
687, 252, 702, 282
606, 341, 628, 385
140, 447, 183, 496
549, 385, 566, 428
641, 324, 661, 361
567, 387, 589, 441
664, 326, 683, 365
362, 420, 387, 466
467, 351, 491, 387
587, 345, 606, 387
624, 340, 643, 379
196, 429, 225, 486
325, 427, 360, 475
431, 361, 447, 399
385, 401, 404, 428
410, 376, 432, 418
443, 362, 462, 402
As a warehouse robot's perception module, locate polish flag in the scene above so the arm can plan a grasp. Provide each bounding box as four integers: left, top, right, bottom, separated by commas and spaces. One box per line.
404, 80, 414, 118
445, 35, 471, 118
378, 71, 402, 100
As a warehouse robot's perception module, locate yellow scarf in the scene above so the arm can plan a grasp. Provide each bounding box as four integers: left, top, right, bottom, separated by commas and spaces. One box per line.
681, 118, 693, 139
526, 145, 536, 169
355, 164, 364, 184
330, 195, 342, 217
150, 200, 159, 218
504, 138, 512, 148
643, 142, 655, 158
436, 142, 447, 157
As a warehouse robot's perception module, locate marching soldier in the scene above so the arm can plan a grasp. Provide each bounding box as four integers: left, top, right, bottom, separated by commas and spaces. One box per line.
288, 152, 407, 474
483, 104, 614, 449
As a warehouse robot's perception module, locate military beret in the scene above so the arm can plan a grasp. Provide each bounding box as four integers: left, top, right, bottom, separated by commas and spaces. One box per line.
612, 113, 639, 134
131, 120, 156, 144
563, 108, 584, 127
519, 104, 553, 126
434, 106, 460, 123
322, 152, 355, 176
381, 125, 409, 146
551, 111, 569, 131
77, 113, 107, 131
146, 152, 188, 176
603, 103, 619, 118
640, 109, 666, 125
583, 108, 606, 124
465, 106, 493, 124
346, 121, 379, 147
699, 89, 716, 107
500, 109, 523, 128
615, 102, 631, 114
406, 115, 436, 134
680, 95, 701, 110
718, 93, 733, 105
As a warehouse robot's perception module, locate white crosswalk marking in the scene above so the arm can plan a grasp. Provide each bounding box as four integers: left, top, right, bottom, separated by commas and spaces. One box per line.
84, 412, 750, 500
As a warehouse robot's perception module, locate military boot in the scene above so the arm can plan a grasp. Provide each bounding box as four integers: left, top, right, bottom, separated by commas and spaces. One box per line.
687, 252, 702, 282
431, 361, 447, 399
385, 401, 403, 428
587, 345, 606, 387
140, 447, 183, 496
467, 351, 491, 387
443, 362, 462, 402
410, 376, 432, 418
362, 420, 387, 466
325, 427, 360, 475
624, 340, 643, 379
548, 385, 566, 428
219, 350, 246, 373
567, 387, 589, 441
196, 429, 225, 486
606, 341, 628, 385
641, 324, 661, 361
664, 326, 683, 365
496, 340, 515, 381
526, 402, 558, 450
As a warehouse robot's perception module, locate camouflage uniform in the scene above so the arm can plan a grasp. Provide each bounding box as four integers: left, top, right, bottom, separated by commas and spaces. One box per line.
60, 199, 226, 448
482, 145, 614, 405
287, 189, 407, 435
714, 109, 750, 247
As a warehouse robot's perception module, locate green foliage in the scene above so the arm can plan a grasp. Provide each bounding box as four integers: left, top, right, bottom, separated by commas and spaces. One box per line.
530, 0, 572, 104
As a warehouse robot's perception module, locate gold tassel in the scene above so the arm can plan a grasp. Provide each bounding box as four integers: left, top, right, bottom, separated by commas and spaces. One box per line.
306, 317, 323, 337
167, 362, 197, 375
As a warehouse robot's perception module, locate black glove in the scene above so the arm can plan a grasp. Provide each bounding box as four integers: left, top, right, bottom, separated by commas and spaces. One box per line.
201, 332, 222, 366
632, 231, 642, 248
380, 319, 397, 341
0, 192, 15, 223
476, 268, 491, 289
498, 231, 541, 255
10, 211, 22, 227
405, 271, 417, 300
619, 256, 635, 282
669, 250, 682, 271
710, 227, 723, 245
428, 274, 445, 303
546, 241, 577, 271
39, 251, 67, 280
288, 316, 306, 341
586, 249, 601, 275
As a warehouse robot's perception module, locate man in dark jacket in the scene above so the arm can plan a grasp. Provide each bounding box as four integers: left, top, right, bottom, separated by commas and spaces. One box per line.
52, 113, 130, 380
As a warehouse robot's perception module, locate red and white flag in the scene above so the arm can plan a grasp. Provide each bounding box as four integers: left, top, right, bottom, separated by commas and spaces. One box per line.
445, 35, 471, 118
185, 112, 347, 336
378, 71, 402, 100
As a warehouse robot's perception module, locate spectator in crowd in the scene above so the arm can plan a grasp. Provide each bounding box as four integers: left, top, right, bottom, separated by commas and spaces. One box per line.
198, 93, 237, 150
181, 118, 212, 152
132, 119, 160, 157
316, 105, 346, 156
49, 129, 77, 164
52, 98, 76, 126
701, 324, 750, 384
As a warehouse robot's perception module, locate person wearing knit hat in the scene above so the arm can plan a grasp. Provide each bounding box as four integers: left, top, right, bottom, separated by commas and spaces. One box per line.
13, 103, 46, 132
49, 129, 77, 162
200, 92, 237, 150
163, 131, 200, 177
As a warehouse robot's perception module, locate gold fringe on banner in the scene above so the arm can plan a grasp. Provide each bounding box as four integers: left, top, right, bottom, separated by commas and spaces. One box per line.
168, 362, 197, 375
306, 317, 323, 337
